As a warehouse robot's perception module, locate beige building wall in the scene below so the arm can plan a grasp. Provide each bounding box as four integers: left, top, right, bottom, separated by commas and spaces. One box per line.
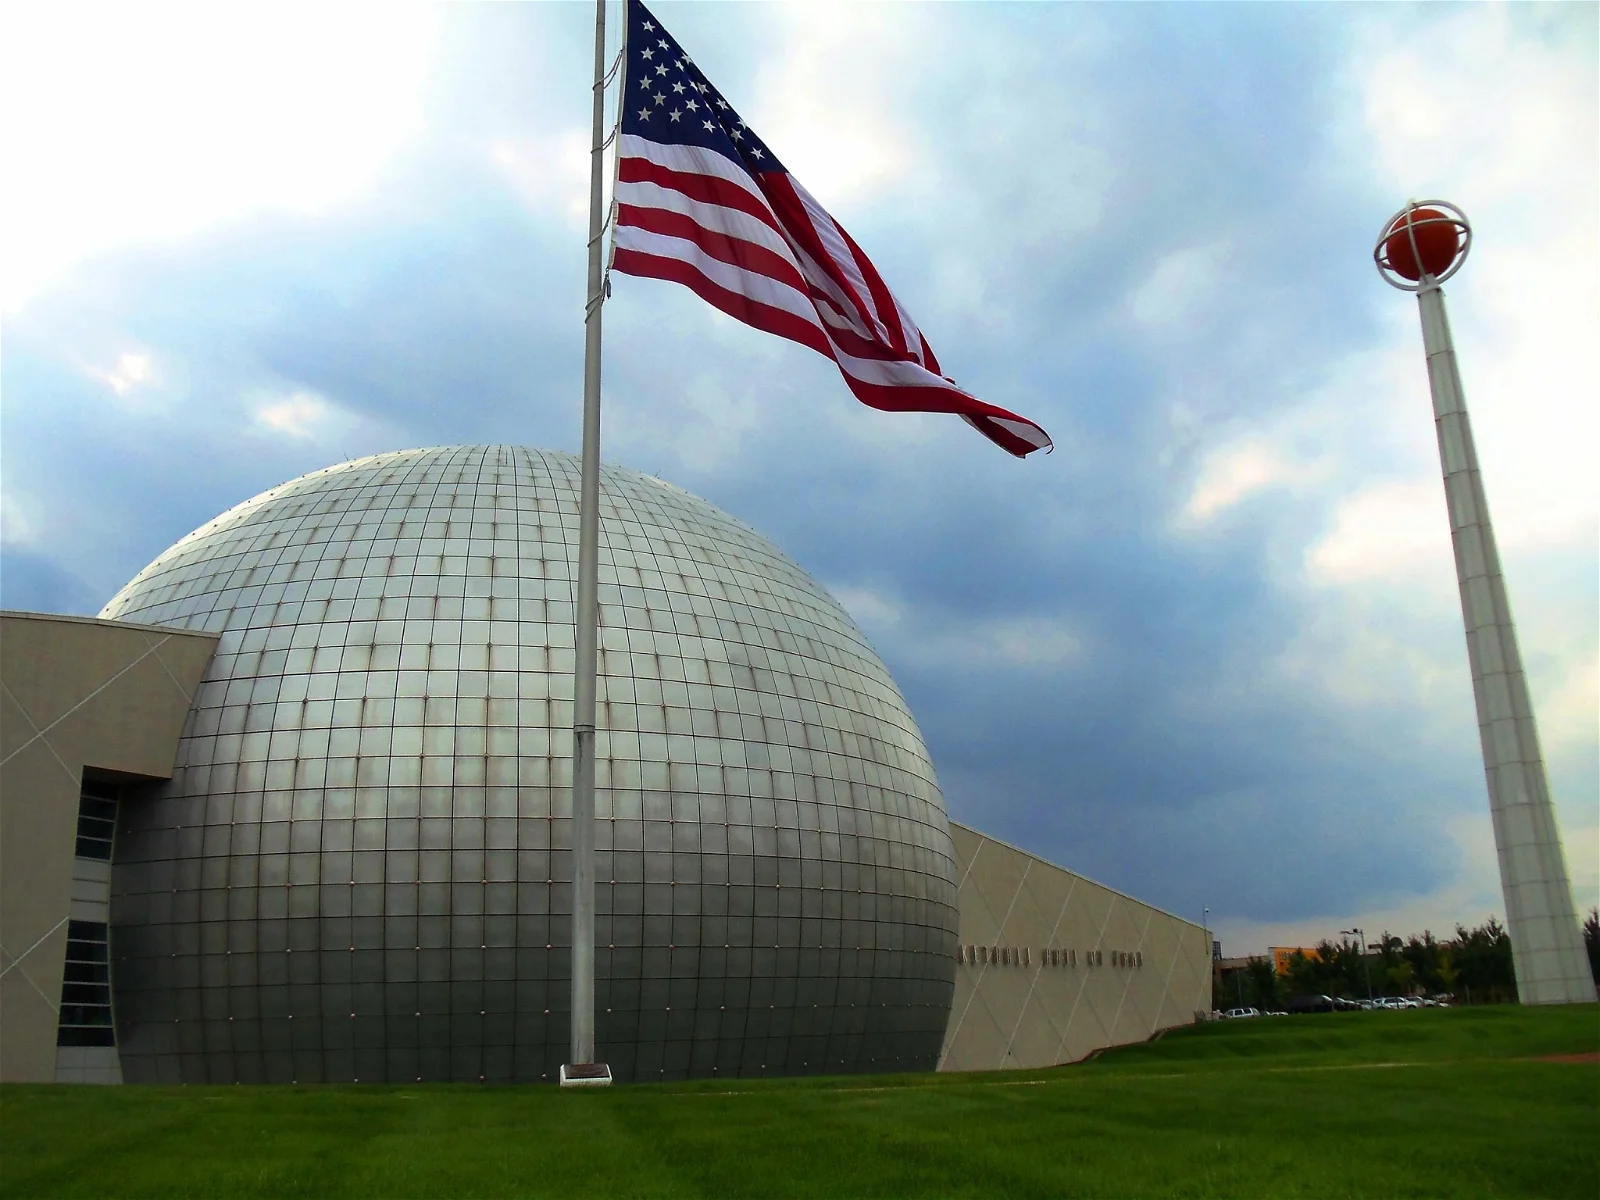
0, 612, 216, 1082
940, 821, 1211, 1072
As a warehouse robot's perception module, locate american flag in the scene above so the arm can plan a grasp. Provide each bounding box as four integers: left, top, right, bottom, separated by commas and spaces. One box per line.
610, 0, 1053, 458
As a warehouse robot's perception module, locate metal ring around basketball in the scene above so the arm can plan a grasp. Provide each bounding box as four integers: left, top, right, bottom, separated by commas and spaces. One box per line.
1373, 199, 1472, 292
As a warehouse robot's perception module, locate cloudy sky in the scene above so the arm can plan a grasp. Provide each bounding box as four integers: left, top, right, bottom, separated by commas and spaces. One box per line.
3, 2, 1594, 956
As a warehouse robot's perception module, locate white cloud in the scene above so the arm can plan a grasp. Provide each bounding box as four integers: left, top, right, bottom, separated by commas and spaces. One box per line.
747, 4, 923, 206
830, 585, 904, 630
0, 4, 439, 309
1306, 480, 1449, 584
1127, 242, 1232, 330
253, 391, 342, 440
0, 491, 39, 547
1174, 338, 1425, 533
1183, 441, 1290, 524
88, 352, 154, 397
490, 128, 592, 228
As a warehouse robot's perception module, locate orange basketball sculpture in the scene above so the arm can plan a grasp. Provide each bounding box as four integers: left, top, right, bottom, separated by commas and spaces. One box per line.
1382, 207, 1460, 281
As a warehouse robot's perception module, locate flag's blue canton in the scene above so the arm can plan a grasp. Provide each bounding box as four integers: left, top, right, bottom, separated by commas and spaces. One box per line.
621, 0, 785, 176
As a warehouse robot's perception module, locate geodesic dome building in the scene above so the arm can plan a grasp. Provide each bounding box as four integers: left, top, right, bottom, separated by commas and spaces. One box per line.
97, 444, 959, 1083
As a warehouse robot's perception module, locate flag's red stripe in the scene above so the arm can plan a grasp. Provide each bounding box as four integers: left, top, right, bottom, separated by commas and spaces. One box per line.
612, 247, 834, 359
838, 375, 1048, 457
963, 417, 1044, 458
754, 172, 885, 345
836, 221, 910, 357
616, 203, 812, 297
618, 157, 782, 236
815, 316, 922, 365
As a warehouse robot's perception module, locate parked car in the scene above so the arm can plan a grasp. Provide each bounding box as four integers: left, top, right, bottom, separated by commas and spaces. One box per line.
1222, 1007, 1261, 1019
1288, 994, 1335, 1014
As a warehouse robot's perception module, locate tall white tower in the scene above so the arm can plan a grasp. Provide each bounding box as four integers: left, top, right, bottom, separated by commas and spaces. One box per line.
1375, 200, 1593, 1005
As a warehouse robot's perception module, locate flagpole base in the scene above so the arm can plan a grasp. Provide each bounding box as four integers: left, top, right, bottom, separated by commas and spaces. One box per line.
559, 1063, 613, 1088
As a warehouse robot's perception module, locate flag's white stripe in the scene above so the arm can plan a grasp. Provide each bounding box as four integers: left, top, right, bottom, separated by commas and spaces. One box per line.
615, 224, 827, 331
620, 139, 910, 354
618, 210, 954, 389
788, 176, 894, 345
620, 134, 767, 206
891, 295, 926, 367
960, 412, 1050, 448
824, 339, 954, 390
987, 415, 1052, 446
616, 178, 800, 267
785, 237, 878, 343
618, 142, 876, 343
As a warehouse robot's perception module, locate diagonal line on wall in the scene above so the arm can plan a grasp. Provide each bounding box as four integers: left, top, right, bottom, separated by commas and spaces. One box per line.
944, 977, 1014, 1074
1050, 890, 1119, 1065
952, 828, 983, 896
1154, 916, 1192, 1027
1001, 870, 1079, 1066
982, 854, 1034, 1069
143, 632, 207, 705
1, 679, 84, 789
940, 834, 1032, 1071
0, 916, 69, 999
1107, 904, 1155, 1041
0, 636, 174, 768
8, 957, 63, 1017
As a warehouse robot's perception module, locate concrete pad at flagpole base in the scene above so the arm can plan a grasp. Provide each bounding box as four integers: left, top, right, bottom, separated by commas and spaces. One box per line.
560, 1063, 614, 1088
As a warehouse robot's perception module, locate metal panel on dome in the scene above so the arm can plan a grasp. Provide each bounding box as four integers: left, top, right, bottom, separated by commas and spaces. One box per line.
100, 445, 958, 1083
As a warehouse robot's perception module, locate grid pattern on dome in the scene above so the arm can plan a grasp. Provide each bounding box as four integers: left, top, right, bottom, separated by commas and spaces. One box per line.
101, 445, 958, 1083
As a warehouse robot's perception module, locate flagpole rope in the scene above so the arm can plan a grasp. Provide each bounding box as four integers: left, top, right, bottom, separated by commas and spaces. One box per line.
600, 0, 628, 299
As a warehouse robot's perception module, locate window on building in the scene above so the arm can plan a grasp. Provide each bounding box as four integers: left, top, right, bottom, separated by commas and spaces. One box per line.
57, 920, 115, 1047
75, 779, 120, 861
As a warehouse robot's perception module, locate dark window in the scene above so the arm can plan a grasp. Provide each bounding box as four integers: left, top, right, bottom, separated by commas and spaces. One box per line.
75, 779, 120, 861
57, 920, 115, 1047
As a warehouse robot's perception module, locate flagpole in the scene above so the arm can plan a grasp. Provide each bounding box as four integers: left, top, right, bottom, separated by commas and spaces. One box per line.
562, 0, 609, 1086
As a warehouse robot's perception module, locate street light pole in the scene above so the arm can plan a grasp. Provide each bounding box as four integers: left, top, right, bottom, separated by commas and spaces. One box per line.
1342, 927, 1372, 1003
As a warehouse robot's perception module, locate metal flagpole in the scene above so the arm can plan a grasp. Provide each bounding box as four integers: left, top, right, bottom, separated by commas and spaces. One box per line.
561, 0, 612, 1087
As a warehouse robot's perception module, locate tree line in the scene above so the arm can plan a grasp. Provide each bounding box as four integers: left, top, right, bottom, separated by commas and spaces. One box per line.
1217, 908, 1600, 1010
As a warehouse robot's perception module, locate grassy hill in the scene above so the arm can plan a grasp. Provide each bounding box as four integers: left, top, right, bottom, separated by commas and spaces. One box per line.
4, 1004, 1595, 1199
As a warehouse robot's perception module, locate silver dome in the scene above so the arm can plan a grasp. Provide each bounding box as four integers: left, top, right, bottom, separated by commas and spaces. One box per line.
101, 445, 958, 1083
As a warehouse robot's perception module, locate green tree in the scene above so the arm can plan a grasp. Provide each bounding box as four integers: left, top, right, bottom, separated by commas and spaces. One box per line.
1402, 930, 1449, 995
1384, 959, 1416, 996
1286, 950, 1326, 998
1328, 934, 1371, 1000
1452, 917, 1517, 1004
1434, 946, 1460, 995
1584, 908, 1599, 985
1244, 956, 1281, 1010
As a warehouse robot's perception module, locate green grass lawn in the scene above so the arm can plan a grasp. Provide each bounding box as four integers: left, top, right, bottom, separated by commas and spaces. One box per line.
4, 1005, 1596, 1199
